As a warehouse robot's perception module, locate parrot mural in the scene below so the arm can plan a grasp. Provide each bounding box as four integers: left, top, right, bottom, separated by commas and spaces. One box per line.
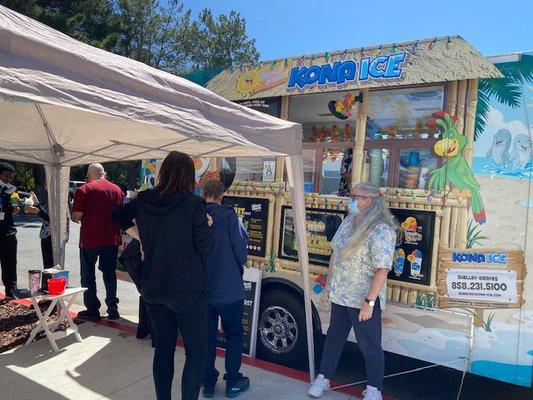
427, 111, 486, 224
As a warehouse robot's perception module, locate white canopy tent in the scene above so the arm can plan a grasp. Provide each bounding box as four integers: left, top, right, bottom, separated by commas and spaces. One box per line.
0, 5, 316, 378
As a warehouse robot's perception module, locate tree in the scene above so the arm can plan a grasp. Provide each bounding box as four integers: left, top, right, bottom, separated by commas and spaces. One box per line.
113, 2, 260, 188
475, 54, 533, 141
0, 1, 120, 50
0, 0, 121, 192
187, 9, 259, 71
114, 0, 195, 188
116, 0, 191, 72
1, 1, 260, 189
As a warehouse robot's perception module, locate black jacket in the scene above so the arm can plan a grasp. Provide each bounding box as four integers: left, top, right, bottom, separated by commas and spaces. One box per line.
0, 192, 16, 236
118, 238, 143, 292
111, 188, 213, 306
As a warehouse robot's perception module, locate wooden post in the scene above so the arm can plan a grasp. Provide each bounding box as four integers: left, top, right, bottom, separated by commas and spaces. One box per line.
449, 207, 459, 248
456, 80, 468, 134
440, 205, 451, 248
456, 79, 479, 249
463, 79, 479, 164
446, 81, 458, 115
275, 96, 291, 182
431, 213, 442, 287
462, 79, 482, 325
351, 89, 369, 185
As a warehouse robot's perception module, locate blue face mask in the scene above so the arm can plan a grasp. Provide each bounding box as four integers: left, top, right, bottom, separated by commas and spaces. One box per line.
348, 198, 360, 215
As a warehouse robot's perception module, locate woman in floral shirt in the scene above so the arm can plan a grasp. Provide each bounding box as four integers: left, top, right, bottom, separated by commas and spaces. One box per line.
309, 183, 397, 400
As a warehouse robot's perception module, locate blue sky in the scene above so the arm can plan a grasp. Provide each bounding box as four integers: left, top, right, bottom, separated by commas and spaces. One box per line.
181, 0, 532, 60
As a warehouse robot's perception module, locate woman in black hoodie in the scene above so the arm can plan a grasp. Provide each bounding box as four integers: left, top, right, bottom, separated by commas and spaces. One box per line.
112, 151, 213, 400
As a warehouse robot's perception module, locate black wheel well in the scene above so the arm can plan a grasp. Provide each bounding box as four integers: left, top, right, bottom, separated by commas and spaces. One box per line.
261, 277, 322, 333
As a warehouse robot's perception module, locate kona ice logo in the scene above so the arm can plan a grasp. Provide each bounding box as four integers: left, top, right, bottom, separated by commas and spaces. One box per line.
452, 252, 508, 264
288, 52, 407, 89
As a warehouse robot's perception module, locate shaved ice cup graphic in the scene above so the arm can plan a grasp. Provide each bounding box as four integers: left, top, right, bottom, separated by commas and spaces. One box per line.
394, 249, 406, 276
395, 257, 405, 275
410, 258, 422, 277
408, 250, 423, 278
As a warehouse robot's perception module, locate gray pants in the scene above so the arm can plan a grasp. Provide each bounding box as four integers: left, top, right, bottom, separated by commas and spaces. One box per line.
319, 301, 384, 390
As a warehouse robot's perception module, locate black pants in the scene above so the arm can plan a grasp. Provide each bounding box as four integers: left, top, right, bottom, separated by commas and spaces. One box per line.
147, 294, 208, 400
80, 246, 118, 312
203, 300, 244, 387
41, 235, 54, 269
320, 301, 384, 390
138, 296, 154, 341
0, 234, 17, 296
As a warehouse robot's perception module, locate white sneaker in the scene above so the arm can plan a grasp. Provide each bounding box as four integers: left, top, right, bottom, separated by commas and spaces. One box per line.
362, 387, 383, 400
308, 374, 330, 398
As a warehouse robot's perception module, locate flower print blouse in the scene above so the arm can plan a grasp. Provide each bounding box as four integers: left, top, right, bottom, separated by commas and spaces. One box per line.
329, 215, 396, 310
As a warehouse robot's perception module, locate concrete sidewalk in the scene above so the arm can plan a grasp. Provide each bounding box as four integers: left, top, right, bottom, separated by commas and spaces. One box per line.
0, 321, 359, 400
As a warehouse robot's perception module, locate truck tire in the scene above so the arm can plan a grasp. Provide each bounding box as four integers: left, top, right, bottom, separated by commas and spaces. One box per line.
256, 289, 310, 367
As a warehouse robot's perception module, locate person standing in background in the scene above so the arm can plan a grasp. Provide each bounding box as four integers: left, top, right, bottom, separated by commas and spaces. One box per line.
26, 191, 70, 269
308, 183, 397, 400
0, 162, 19, 298
201, 179, 250, 398
72, 163, 124, 321
112, 151, 213, 400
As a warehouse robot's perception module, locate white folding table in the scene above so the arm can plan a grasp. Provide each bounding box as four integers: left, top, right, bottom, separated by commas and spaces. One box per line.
25, 287, 87, 352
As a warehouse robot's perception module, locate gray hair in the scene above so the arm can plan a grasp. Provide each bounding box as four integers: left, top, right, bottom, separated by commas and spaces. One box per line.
339, 182, 398, 261
87, 163, 105, 179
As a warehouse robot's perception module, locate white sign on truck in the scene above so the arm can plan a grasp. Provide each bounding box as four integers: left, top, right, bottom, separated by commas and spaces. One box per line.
445, 269, 518, 304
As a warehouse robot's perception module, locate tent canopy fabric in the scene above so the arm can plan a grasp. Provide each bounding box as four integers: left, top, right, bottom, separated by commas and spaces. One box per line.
0, 5, 315, 379
0, 6, 302, 166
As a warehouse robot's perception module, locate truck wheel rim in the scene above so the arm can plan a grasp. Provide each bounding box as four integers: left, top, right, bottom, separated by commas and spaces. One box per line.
259, 306, 298, 354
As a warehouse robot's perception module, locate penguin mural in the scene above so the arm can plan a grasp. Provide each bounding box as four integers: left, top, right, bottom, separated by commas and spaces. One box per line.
486, 129, 511, 166
509, 134, 532, 170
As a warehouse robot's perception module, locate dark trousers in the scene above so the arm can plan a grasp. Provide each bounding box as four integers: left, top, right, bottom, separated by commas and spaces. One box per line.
80, 246, 118, 312
41, 235, 54, 269
138, 296, 154, 339
203, 300, 244, 387
147, 295, 208, 400
0, 234, 17, 296
320, 301, 384, 390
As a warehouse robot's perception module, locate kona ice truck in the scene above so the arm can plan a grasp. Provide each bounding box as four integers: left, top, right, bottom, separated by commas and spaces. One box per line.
138, 38, 533, 388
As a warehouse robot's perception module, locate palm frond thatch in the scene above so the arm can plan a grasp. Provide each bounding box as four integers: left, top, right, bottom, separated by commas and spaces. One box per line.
474, 55, 533, 141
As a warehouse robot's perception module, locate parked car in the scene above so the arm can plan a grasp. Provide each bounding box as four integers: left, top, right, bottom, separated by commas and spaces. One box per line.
68, 180, 85, 205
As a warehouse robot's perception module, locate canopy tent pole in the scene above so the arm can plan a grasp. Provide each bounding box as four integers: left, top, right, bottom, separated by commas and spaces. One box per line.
286, 154, 316, 381
35, 102, 70, 268
45, 163, 70, 267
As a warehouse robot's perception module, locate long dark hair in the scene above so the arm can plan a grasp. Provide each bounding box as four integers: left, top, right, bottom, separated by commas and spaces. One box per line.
156, 151, 195, 195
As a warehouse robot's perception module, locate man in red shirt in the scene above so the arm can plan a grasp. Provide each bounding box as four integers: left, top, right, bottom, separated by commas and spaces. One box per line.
72, 163, 124, 320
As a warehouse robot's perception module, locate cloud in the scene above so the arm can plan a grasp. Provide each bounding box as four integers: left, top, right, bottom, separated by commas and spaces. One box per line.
474, 106, 529, 157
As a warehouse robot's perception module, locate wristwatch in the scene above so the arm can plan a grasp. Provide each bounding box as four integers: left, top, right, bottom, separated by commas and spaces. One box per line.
365, 298, 375, 307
